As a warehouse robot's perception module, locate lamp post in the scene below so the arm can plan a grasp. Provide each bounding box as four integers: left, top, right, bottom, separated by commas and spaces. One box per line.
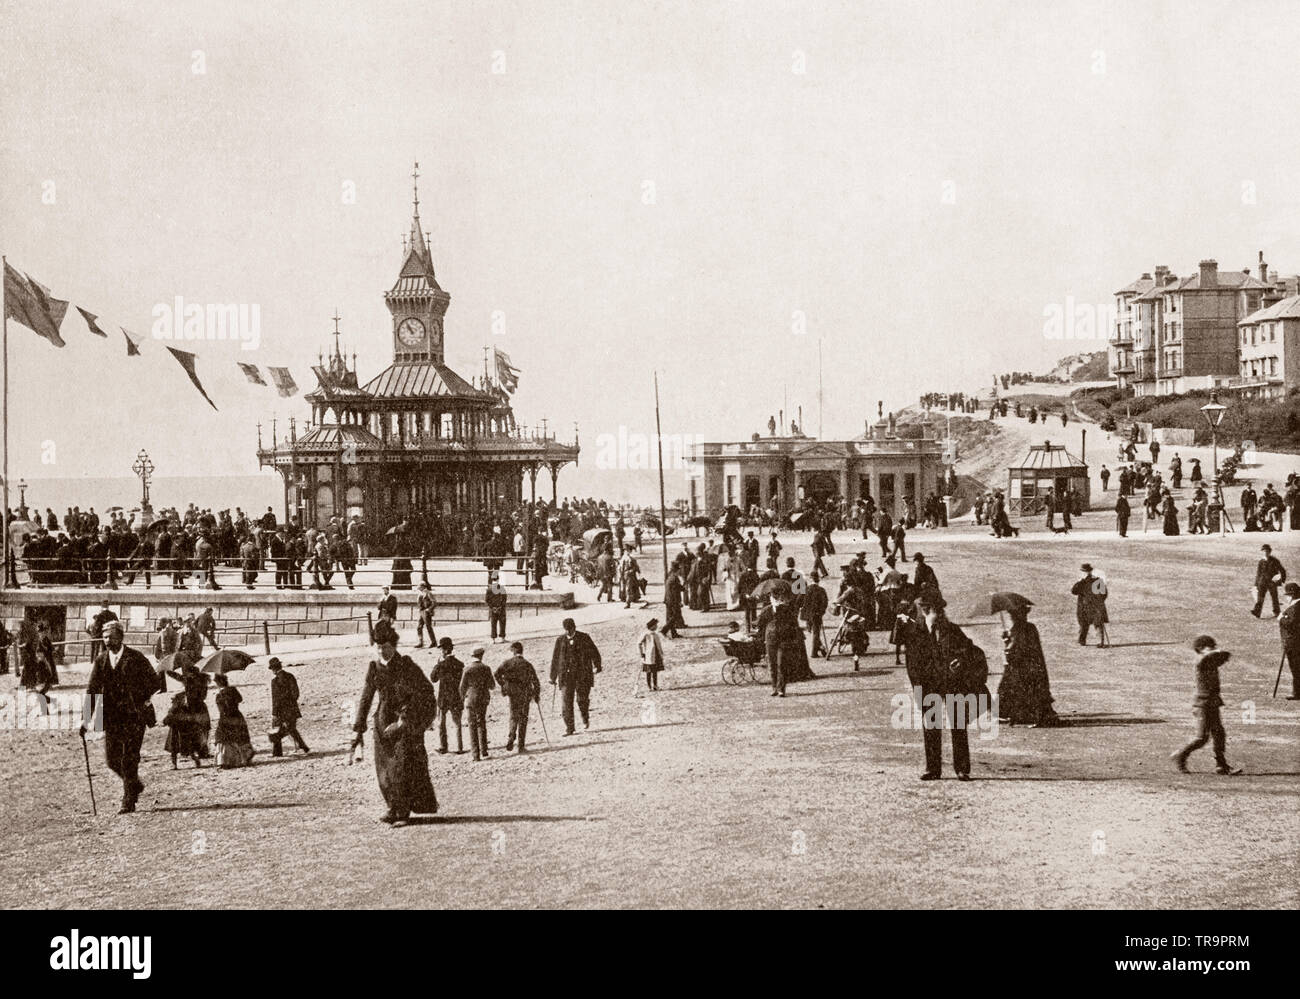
1200, 392, 1227, 536
131, 449, 154, 525
16, 478, 26, 518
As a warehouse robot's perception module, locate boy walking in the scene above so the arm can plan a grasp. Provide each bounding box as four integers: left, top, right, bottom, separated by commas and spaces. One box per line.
429, 637, 464, 754
1171, 635, 1243, 775
416, 583, 437, 648
459, 647, 495, 761
486, 573, 508, 643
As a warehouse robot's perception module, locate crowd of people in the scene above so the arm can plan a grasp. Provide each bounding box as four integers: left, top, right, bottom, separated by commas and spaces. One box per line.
3, 495, 674, 591
16, 496, 1293, 823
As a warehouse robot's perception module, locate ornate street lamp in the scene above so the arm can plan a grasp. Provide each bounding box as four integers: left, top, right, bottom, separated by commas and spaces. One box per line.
131, 449, 154, 507
17, 478, 26, 517
1200, 392, 1227, 535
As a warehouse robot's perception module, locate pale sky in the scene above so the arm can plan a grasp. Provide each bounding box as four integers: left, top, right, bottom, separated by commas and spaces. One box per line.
4, 0, 1300, 496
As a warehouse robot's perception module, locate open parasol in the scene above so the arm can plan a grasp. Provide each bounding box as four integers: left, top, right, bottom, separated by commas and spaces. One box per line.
197, 649, 256, 675
988, 592, 1034, 615
753, 577, 793, 602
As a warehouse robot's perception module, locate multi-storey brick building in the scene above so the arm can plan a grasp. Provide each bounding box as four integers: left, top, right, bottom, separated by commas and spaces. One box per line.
1111, 257, 1273, 396
1236, 294, 1300, 399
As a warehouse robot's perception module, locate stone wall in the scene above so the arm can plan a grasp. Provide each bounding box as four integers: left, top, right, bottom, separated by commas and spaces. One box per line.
1, 587, 575, 665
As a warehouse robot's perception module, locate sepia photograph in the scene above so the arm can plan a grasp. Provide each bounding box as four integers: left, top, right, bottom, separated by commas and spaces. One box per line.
0, 0, 1293, 969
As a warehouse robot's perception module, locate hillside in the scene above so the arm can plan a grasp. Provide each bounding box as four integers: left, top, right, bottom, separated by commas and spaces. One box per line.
1072, 384, 1300, 453
1045, 350, 1107, 383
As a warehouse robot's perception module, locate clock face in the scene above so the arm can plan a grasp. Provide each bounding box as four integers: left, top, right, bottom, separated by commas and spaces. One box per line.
396, 317, 426, 346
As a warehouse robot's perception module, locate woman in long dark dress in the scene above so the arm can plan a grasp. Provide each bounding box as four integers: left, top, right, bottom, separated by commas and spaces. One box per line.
1161, 489, 1180, 536
997, 605, 1059, 726
212, 674, 255, 768
351, 621, 439, 827
164, 661, 211, 762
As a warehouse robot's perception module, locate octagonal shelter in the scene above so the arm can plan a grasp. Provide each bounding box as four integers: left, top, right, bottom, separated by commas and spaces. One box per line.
256, 165, 578, 530
1007, 440, 1090, 515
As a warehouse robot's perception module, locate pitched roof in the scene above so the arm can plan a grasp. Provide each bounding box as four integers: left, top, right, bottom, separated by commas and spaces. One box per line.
1010, 442, 1087, 471
304, 363, 371, 403
295, 425, 384, 449
1168, 269, 1266, 292
360, 362, 491, 400
1114, 274, 1156, 296
1239, 294, 1300, 325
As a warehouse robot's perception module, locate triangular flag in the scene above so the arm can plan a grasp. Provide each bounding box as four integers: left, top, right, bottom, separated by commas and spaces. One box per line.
3, 262, 66, 347
121, 327, 141, 356
268, 366, 298, 397
24, 272, 69, 345
238, 362, 267, 386
166, 346, 218, 410
76, 306, 108, 337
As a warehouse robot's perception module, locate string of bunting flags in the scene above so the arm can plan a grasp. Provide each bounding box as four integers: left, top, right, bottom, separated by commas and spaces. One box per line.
2, 260, 307, 410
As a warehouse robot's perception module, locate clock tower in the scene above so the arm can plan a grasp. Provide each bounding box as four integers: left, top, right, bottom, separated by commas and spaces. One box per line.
385, 161, 451, 364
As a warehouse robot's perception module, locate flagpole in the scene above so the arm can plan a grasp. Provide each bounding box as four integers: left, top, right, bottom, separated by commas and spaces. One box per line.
653, 370, 669, 593
818, 335, 823, 440
2, 254, 9, 594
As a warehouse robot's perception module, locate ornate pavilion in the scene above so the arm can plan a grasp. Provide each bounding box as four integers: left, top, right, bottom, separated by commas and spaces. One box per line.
256, 166, 579, 530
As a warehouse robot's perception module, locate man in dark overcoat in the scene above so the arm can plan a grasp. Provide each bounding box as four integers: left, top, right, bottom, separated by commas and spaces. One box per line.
894, 592, 986, 780
549, 618, 601, 735
82, 620, 158, 813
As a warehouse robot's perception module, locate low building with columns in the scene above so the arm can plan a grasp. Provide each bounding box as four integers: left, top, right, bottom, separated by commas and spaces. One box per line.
256, 165, 578, 530
685, 413, 949, 519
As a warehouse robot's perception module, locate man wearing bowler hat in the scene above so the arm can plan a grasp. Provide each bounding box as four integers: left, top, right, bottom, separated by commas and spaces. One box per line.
1252, 544, 1287, 618
1071, 564, 1109, 647
550, 618, 602, 735
81, 620, 158, 813
893, 590, 986, 781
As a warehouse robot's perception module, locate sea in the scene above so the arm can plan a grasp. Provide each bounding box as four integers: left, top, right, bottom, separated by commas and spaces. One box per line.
14, 475, 283, 519
14, 468, 673, 517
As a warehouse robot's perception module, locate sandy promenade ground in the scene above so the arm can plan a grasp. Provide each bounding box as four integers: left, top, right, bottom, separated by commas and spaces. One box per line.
1, 523, 1296, 910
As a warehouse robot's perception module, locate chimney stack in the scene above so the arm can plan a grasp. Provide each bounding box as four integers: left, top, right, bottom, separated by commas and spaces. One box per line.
1199, 259, 1218, 287
1259, 251, 1268, 282
887, 412, 897, 436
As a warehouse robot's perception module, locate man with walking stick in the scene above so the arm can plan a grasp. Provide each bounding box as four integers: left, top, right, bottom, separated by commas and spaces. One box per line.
550, 617, 602, 735
495, 641, 542, 753
80, 620, 158, 814
1276, 582, 1300, 699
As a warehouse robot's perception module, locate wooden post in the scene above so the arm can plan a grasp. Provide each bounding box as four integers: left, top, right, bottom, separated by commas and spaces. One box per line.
367, 611, 374, 644
262, 620, 271, 655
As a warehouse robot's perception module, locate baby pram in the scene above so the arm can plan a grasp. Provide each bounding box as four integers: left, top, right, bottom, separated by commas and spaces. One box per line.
718, 635, 770, 686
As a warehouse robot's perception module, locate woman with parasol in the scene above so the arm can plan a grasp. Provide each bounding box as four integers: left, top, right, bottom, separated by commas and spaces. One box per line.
351, 620, 439, 826
991, 593, 1059, 727
164, 648, 212, 765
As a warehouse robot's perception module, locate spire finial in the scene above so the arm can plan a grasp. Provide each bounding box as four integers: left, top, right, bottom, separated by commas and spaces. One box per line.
412, 160, 420, 221
331, 309, 343, 360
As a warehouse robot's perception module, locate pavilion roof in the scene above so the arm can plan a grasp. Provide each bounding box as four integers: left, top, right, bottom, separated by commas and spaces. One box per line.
360, 362, 492, 401
1009, 441, 1087, 471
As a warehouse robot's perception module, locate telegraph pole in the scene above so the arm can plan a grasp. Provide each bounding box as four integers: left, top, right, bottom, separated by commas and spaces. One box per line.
654, 371, 669, 588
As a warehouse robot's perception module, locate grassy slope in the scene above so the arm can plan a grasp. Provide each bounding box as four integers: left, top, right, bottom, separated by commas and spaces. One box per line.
1074, 386, 1300, 453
